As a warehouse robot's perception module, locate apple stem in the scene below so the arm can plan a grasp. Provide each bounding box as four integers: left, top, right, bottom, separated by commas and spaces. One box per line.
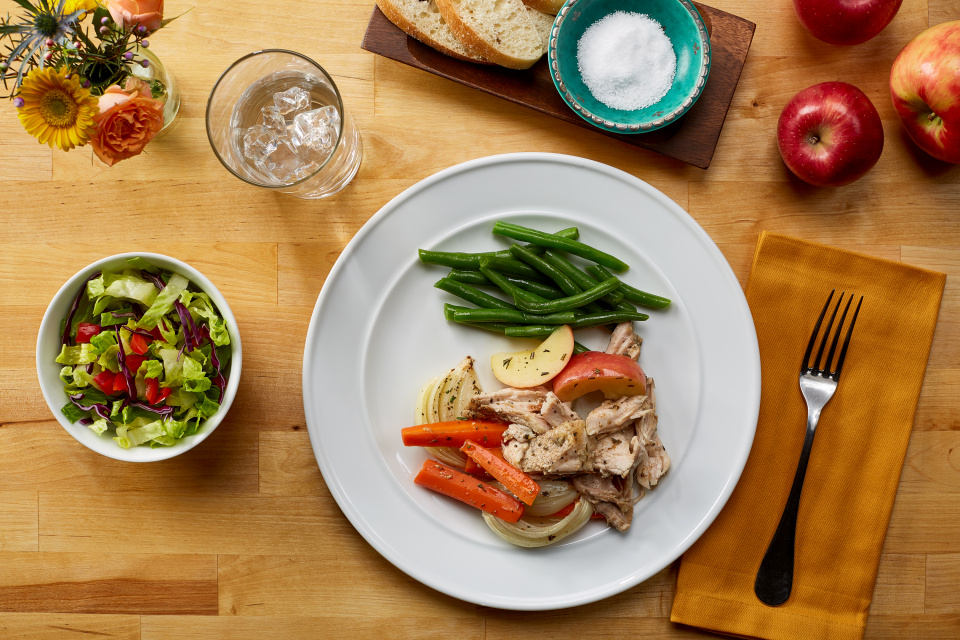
807, 135, 820, 145
928, 112, 937, 122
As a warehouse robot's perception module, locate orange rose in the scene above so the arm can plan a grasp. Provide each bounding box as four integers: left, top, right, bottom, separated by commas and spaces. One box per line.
105, 0, 164, 32
91, 78, 165, 166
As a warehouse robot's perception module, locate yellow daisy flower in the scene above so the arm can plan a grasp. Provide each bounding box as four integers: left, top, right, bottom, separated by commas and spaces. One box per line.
63, 0, 100, 15
16, 67, 100, 151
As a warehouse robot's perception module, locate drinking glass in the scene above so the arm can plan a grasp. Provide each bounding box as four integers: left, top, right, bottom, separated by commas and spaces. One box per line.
206, 50, 362, 199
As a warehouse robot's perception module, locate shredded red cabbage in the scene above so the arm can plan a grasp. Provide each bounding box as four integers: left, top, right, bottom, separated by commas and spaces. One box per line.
69, 393, 111, 422
126, 401, 174, 417
174, 301, 200, 352
199, 325, 226, 403
123, 326, 156, 340
62, 271, 102, 346
114, 327, 138, 397
78, 417, 93, 426
142, 272, 166, 291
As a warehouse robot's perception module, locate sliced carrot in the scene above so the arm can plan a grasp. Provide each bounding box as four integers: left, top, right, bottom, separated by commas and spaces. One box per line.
461, 440, 540, 506
414, 460, 524, 523
544, 499, 578, 519
401, 420, 507, 449
464, 446, 504, 477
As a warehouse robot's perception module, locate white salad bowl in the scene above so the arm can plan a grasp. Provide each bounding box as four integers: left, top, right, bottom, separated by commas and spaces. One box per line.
36, 253, 242, 463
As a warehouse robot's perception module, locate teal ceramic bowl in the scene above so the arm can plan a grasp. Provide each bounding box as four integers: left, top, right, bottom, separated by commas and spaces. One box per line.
548, 0, 711, 133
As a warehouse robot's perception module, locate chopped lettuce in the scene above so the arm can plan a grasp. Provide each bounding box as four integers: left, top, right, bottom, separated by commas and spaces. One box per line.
92, 295, 115, 316
114, 421, 166, 449
97, 344, 120, 373
100, 308, 132, 327
189, 293, 230, 346
164, 386, 197, 409
61, 402, 88, 423
89, 330, 117, 355
59, 366, 74, 384
55, 344, 98, 365
88, 273, 158, 306
140, 359, 164, 379
88, 418, 109, 436
126, 257, 160, 273
183, 377, 211, 393
73, 367, 95, 388
137, 273, 189, 330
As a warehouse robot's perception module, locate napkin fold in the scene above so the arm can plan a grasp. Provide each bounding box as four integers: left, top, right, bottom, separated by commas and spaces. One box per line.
670, 232, 946, 640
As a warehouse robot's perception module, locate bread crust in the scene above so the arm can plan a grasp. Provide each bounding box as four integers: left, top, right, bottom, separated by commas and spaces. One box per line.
376, 0, 488, 63
435, 0, 542, 70
521, 0, 566, 15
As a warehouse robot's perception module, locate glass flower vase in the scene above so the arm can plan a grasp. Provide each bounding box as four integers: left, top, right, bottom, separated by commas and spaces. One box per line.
130, 49, 180, 131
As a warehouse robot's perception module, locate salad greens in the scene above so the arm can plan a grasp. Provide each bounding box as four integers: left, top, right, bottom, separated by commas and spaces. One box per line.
57, 257, 231, 449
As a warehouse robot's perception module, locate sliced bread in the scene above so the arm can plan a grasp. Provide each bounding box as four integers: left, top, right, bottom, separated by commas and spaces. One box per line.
521, 0, 566, 16
376, 0, 488, 63
435, 0, 543, 69
525, 6, 556, 49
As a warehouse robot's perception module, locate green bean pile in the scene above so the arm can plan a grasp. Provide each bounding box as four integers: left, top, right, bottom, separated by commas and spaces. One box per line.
420, 222, 671, 353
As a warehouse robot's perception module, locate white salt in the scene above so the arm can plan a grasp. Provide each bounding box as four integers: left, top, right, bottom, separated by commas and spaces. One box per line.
576, 11, 677, 111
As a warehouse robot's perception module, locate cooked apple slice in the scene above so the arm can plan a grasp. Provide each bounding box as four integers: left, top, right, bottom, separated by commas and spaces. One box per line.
491, 325, 575, 388
552, 351, 646, 402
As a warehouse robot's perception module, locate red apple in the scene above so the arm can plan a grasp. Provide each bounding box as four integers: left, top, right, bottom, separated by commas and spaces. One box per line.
777, 82, 884, 187
552, 352, 646, 403
793, 0, 902, 45
890, 21, 960, 164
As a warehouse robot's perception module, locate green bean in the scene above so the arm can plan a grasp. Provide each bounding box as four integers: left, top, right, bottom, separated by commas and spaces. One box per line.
478, 263, 548, 304
418, 228, 581, 269
443, 303, 474, 321
506, 276, 567, 300
573, 341, 590, 355
571, 311, 648, 329
504, 325, 561, 338
434, 278, 517, 311
508, 244, 580, 295
447, 269, 492, 286
511, 277, 620, 314
479, 256, 545, 280
585, 265, 671, 309
457, 320, 512, 334
452, 308, 576, 325
493, 222, 630, 273
542, 250, 624, 305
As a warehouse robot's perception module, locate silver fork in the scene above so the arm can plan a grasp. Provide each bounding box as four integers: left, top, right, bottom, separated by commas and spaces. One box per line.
754, 290, 863, 606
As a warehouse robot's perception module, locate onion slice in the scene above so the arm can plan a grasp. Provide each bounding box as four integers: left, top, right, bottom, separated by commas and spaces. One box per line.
483, 498, 594, 547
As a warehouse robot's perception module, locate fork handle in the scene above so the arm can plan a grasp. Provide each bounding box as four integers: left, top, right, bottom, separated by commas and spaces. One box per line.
754, 409, 821, 606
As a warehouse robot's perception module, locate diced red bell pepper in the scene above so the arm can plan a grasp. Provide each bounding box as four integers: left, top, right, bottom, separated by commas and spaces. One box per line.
124, 355, 146, 376
159, 387, 172, 402
113, 371, 128, 392
129, 333, 151, 355
92, 370, 119, 395
145, 377, 160, 404
148, 326, 164, 340
76, 323, 101, 344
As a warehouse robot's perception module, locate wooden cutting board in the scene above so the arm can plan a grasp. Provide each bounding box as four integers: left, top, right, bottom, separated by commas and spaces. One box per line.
361, 4, 755, 169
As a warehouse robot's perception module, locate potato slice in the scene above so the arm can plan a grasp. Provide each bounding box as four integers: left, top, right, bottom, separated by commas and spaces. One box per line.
491, 325, 575, 388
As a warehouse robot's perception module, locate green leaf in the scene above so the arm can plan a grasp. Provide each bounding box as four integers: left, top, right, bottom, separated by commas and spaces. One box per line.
55, 344, 98, 365
182, 355, 204, 380
89, 330, 117, 355
198, 396, 220, 419
92, 295, 115, 316
137, 273, 189, 330
61, 402, 88, 423
140, 359, 163, 379
183, 377, 211, 393
164, 387, 197, 409
100, 308, 133, 327
74, 387, 112, 405
97, 344, 120, 373
126, 257, 160, 274
88, 418, 109, 436
59, 366, 74, 385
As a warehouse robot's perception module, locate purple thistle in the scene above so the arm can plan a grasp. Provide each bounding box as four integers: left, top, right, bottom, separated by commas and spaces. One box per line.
124, 51, 133, 60
140, 59, 150, 68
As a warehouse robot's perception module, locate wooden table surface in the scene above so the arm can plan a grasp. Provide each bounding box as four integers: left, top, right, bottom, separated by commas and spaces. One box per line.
1, 0, 958, 638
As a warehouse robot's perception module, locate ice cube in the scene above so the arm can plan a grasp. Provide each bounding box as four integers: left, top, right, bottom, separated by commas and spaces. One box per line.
261, 105, 286, 135
273, 86, 310, 116
292, 161, 320, 181
243, 125, 279, 161
255, 138, 301, 184
291, 105, 341, 163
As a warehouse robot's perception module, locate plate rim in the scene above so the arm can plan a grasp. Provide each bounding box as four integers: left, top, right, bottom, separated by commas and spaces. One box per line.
302, 152, 760, 609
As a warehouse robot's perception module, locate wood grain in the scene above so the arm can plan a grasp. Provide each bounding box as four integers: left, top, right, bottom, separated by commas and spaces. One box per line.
0, 492, 38, 552
0, 613, 140, 640
1, 0, 958, 636
361, 4, 755, 169
0, 553, 217, 615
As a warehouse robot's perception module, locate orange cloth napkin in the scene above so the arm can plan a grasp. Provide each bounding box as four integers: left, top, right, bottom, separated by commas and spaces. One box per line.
670, 232, 946, 640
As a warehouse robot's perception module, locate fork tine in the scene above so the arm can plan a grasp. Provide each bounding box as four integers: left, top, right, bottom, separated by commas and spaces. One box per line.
824, 293, 854, 375
832, 296, 863, 381
814, 292, 844, 375
802, 290, 834, 374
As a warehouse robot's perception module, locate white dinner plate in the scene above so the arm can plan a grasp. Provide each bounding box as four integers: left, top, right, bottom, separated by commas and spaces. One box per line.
303, 153, 760, 610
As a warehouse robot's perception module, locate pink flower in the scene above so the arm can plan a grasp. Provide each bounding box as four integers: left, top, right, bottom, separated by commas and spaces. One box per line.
91, 78, 164, 166
105, 0, 164, 32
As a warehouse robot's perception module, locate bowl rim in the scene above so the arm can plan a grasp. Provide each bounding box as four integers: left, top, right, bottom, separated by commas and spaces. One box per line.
35, 252, 243, 463
547, 0, 712, 134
